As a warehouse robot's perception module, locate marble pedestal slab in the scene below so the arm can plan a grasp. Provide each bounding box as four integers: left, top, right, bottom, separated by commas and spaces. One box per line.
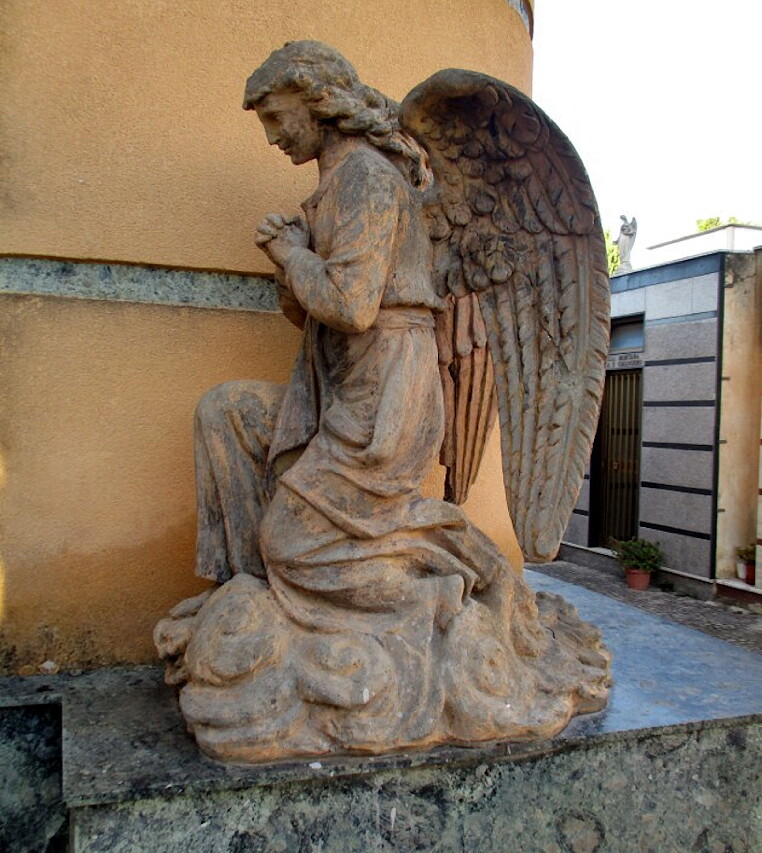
2, 572, 762, 852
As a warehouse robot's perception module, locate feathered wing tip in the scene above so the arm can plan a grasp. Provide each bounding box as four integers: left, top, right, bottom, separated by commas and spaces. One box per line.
436, 293, 499, 504
401, 70, 610, 562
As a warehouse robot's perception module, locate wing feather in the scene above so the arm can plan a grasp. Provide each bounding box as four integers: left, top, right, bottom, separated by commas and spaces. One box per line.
439, 293, 499, 503
401, 70, 610, 561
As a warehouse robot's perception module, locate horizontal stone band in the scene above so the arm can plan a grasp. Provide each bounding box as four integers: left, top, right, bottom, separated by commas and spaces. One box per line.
0, 256, 279, 313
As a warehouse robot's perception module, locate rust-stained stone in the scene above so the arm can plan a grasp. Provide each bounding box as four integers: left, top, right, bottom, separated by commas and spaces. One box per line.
156, 41, 612, 763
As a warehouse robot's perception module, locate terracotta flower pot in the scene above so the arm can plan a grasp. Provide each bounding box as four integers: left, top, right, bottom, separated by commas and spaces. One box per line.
624, 568, 651, 590
745, 561, 756, 586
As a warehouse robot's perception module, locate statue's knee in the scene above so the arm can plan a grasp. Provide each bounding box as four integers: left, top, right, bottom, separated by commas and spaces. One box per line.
195, 382, 242, 430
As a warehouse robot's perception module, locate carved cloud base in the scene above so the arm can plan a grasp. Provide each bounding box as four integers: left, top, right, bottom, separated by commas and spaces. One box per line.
155, 568, 610, 764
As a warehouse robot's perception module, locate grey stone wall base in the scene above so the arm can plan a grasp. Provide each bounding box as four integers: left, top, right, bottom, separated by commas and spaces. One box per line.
70, 719, 761, 853
557, 542, 621, 577
653, 568, 715, 600
0, 703, 65, 853
557, 543, 716, 600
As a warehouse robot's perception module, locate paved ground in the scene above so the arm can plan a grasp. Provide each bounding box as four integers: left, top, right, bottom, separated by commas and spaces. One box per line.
532, 560, 762, 655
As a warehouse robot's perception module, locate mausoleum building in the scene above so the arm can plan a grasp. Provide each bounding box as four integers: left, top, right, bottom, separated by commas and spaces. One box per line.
563, 225, 762, 602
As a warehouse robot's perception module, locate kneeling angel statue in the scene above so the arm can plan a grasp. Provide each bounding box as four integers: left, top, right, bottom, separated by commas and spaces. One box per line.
155, 41, 612, 764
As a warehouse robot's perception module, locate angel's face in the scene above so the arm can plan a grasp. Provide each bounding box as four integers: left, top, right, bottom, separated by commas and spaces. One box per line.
255, 92, 323, 165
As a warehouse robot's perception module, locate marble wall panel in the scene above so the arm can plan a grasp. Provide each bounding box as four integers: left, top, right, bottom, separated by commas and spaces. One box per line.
639, 487, 713, 537
576, 479, 590, 512
610, 287, 645, 318
644, 318, 717, 361
641, 407, 716, 446
691, 274, 721, 314
644, 279, 694, 321
643, 273, 719, 321
638, 526, 712, 578
563, 513, 589, 548
643, 364, 717, 403
640, 447, 714, 490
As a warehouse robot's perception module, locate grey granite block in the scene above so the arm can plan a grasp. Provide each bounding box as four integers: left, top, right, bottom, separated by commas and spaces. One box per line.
643, 362, 716, 403
0, 256, 279, 312
639, 487, 713, 537
637, 526, 713, 578
644, 317, 718, 361
64, 571, 762, 852
640, 446, 714, 490
70, 719, 761, 853
4, 576, 762, 804
4, 575, 762, 852
641, 406, 716, 445
0, 702, 65, 853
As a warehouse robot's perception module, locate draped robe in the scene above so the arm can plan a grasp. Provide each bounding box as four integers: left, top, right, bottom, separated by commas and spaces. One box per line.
158, 137, 610, 762
195, 139, 507, 632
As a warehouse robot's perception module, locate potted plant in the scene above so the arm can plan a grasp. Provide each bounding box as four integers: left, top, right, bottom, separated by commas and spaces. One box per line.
735, 544, 756, 586
611, 538, 663, 590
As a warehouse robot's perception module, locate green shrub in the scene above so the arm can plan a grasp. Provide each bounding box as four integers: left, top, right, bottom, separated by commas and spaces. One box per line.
610, 538, 663, 572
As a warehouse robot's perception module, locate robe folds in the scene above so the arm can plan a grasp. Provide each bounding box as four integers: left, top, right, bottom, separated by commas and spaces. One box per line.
195, 139, 507, 631
158, 136, 610, 763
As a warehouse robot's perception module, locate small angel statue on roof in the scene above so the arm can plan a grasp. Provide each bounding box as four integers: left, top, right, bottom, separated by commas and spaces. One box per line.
155, 41, 611, 764
614, 215, 637, 274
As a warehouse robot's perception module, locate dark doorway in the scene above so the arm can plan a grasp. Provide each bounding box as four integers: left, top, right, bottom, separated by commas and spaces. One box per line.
589, 369, 642, 546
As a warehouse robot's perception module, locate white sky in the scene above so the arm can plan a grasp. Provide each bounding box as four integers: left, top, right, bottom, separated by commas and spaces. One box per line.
532, 0, 762, 268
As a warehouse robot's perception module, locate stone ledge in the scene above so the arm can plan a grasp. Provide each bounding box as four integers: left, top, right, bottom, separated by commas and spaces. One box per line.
3, 573, 762, 851
557, 544, 717, 599
69, 716, 762, 853
0, 702, 65, 853
2, 572, 762, 810
0, 256, 279, 312
557, 542, 621, 576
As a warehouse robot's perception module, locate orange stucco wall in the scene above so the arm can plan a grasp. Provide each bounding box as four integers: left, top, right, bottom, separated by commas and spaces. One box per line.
0, 297, 299, 669
1, 0, 532, 272
1, 295, 519, 671
1, 0, 532, 671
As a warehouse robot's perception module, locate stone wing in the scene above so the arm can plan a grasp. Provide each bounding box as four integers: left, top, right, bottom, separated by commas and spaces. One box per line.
401, 70, 610, 562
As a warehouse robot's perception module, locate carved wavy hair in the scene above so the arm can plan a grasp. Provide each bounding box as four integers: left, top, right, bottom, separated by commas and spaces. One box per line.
243, 41, 430, 188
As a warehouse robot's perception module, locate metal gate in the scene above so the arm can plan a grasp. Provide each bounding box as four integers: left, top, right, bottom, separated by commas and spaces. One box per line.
590, 369, 642, 546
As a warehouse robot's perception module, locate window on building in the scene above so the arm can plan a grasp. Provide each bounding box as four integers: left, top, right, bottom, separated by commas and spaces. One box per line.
610, 317, 644, 353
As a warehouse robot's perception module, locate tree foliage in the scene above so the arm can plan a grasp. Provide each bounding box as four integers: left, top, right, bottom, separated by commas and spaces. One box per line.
696, 216, 741, 232
604, 229, 620, 276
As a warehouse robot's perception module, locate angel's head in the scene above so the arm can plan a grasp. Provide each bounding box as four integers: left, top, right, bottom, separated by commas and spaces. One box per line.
244, 41, 429, 186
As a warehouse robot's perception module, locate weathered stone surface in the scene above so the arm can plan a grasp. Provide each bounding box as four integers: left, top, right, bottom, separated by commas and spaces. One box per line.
0, 702, 65, 853
69, 719, 762, 853
400, 67, 610, 562
157, 573, 610, 762
156, 41, 611, 763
